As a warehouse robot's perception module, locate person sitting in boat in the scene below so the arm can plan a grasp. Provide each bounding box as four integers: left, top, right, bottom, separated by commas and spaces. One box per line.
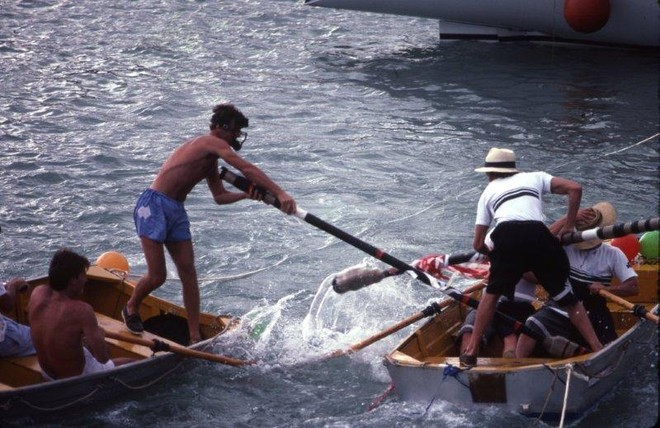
28, 249, 134, 380
516, 202, 639, 358
457, 278, 536, 358
462, 147, 603, 366
0, 278, 36, 357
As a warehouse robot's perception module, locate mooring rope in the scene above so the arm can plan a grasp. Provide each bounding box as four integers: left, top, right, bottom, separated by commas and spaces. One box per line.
549, 132, 659, 172
537, 366, 561, 422
109, 360, 185, 390
558, 364, 574, 428
16, 388, 100, 412
422, 364, 469, 415
602, 133, 659, 157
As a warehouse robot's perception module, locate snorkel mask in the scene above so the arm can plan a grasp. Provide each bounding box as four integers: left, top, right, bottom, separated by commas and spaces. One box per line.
221, 124, 247, 151
230, 138, 243, 152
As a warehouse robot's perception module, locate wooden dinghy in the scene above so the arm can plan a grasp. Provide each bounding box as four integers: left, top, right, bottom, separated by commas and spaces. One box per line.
383, 263, 658, 422
0, 252, 240, 422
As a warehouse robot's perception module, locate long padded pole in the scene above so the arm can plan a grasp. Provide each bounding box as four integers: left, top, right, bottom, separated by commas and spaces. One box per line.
219, 167, 590, 354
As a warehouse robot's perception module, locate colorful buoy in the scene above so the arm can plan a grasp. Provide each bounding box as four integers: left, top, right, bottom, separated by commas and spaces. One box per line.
609, 235, 640, 262
564, 0, 610, 33
95, 251, 130, 273
639, 231, 659, 260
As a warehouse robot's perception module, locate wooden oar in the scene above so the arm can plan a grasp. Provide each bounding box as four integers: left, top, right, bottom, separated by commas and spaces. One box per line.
219, 168, 590, 359
103, 329, 254, 367
318, 281, 488, 361
597, 289, 659, 324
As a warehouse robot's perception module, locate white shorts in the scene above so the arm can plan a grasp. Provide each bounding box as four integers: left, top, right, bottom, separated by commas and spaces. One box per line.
42, 347, 115, 381
81, 347, 115, 375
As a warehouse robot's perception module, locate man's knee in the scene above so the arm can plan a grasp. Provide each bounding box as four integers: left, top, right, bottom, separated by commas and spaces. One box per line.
142, 271, 167, 290
175, 261, 197, 280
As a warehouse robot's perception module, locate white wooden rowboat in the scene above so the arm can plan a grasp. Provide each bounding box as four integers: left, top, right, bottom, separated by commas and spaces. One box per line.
383, 263, 658, 422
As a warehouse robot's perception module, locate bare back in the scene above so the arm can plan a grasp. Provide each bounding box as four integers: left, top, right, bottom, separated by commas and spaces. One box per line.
28, 286, 103, 379
151, 135, 227, 201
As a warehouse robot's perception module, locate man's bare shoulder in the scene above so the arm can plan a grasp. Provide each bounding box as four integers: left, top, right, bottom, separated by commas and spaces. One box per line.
67, 298, 95, 315
53, 299, 97, 329
28, 285, 51, 307
171, 134, 232, 161
188, 133, 229, 147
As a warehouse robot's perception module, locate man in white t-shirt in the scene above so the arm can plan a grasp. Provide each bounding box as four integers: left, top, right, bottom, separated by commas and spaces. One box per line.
0, 277, 36, 357
516, 202, 638, 357
461, 148, 603, 366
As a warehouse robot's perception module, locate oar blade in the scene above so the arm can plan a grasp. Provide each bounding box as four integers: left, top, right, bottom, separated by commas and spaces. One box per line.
332, 266, 387, 294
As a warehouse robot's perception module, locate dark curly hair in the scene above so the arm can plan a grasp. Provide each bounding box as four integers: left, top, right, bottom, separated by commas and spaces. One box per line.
209, 104, 249, 130
48, 248, 90, 291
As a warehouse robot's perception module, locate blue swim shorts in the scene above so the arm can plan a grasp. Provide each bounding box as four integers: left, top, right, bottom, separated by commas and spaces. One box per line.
133, 189, 192, 243
0, 315, 36, 357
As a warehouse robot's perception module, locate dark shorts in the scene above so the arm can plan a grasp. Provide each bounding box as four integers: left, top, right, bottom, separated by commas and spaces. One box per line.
456, 300, 536, 343
524, 302, 617, 347
487, 221, 576, 307
134, 189, 191, 243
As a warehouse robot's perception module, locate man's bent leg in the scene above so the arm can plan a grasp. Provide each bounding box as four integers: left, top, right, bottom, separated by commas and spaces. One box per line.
166, 240, 201, 343
502, 334, 518, 358
125, 238, 167, 333
462, 292, 499, 362
566, 301, 603, 352
515, 334, 537, 358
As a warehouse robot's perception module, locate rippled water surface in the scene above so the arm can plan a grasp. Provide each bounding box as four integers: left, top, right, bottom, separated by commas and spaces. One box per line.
1, 1, 658, 427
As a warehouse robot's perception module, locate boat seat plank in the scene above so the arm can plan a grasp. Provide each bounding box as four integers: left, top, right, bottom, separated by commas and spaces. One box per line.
8, 355, 41, 371
0, 355, 43, 386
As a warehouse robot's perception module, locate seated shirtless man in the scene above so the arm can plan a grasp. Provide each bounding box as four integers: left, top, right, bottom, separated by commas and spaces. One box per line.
28, 249, 133, 380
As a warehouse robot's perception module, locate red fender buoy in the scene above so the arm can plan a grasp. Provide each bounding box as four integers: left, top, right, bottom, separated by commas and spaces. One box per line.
610, 235, 640, 263
564, 0, 611, 33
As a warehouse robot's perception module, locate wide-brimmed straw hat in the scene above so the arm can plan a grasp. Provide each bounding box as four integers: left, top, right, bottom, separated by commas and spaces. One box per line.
474, 148, 519, 173
573, 201, 617, 250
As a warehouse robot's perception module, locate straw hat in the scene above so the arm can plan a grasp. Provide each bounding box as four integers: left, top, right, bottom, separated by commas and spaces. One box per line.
474, 148, 519, 173
573, 202, 617, 250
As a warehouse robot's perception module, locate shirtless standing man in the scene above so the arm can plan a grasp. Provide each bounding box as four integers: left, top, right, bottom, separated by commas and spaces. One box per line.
123, 104, 297, 343
29, 249, 133, 380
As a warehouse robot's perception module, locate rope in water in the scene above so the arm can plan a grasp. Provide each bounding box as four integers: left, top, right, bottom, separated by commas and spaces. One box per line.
551, 132, 659, 172
602, 132, 659, 157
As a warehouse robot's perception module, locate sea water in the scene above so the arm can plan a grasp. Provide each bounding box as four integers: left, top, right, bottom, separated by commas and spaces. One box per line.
1, 1, 658, 427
